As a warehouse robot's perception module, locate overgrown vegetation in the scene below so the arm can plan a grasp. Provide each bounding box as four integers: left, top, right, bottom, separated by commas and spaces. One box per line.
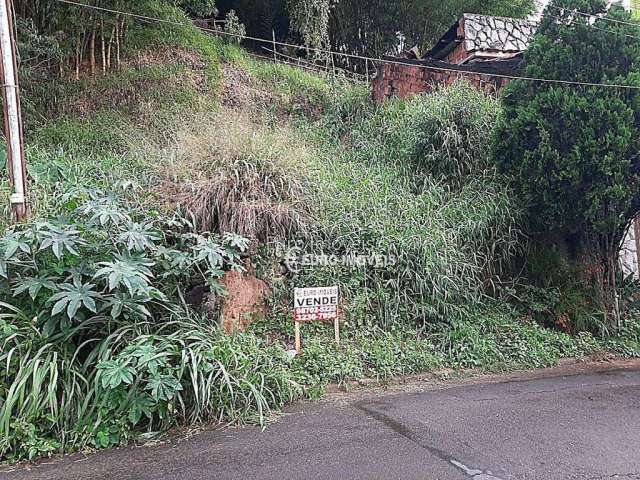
0, 189, 301, 460
3, 0, 640, 465
293, 82, 523, 328
493, 0, 640, 331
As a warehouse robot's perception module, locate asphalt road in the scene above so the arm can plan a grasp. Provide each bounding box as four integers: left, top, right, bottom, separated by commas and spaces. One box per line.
4, 361, 640, 480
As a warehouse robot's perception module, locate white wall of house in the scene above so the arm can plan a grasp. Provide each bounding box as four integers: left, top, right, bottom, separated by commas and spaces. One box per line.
621, 222, 639, 280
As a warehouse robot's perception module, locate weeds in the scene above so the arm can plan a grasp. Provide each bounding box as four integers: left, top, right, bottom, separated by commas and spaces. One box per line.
0, 310, 302, 461
5, 18, 640, 465
284, 82, 523, 328
160, 111, 311, 242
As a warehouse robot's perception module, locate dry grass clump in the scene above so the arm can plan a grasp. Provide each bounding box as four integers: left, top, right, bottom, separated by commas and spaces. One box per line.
159, 110, 311, 241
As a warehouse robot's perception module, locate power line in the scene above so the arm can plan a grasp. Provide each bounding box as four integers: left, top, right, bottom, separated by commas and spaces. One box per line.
527, 0, 640, 41
53, 0, 640, 90
538, 0, 640, 30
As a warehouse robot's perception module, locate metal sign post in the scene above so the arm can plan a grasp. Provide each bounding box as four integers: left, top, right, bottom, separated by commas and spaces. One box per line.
294, 286, 340, 353
0, 0, 27, 221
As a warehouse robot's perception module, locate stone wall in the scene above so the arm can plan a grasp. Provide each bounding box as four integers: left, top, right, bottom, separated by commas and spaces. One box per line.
372, 60, 512, 102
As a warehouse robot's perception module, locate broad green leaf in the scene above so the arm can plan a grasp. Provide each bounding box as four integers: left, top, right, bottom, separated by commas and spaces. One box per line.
117, 223, 160, 253
97, 360, 135, 389
48, 280, 100, 319
36, 223, 85, 259
12, 275, 59, 300
146, 374, 183, 402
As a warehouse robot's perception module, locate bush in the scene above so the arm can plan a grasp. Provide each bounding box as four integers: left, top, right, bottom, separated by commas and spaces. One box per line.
0, 189, 248, 329
224, 10, 246, 44
429, 307, 601, 370
165, 112, 310, 242
353, 82, 500, 181
0, 310, 302, 461
0, 190, 302, 461
492, 0, 640, 326
178, 0, 218, 17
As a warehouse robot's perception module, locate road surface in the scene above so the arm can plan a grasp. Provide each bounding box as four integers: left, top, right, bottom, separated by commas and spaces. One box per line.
3, 361, 640, 480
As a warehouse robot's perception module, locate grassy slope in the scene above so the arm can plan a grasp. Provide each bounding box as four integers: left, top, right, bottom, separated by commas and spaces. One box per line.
2, 9, 640, 464
7, 10, 640, 411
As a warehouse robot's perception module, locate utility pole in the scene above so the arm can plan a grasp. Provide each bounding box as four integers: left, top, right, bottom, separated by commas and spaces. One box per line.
0, 0, 27, 221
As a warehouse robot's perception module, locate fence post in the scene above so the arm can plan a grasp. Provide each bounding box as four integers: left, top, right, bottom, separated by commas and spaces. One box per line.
272, 30, 277, 63
330, 52, 336, 78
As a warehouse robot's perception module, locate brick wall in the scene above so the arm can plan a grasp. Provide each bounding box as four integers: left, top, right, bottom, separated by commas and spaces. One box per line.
444, 43, 471, 64
372, 61, 512, 103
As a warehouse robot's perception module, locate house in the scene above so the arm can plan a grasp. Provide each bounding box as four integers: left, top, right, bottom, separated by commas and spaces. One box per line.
372, 14, 536, 102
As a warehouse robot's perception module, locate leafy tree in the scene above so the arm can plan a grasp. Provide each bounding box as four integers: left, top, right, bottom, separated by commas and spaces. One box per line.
224, 9, 246, 43
287, 0, 335, 56
329, 0, 535, 58
177, 0, 217, 17
216, 0, 289, 42
492, 0, 640, 326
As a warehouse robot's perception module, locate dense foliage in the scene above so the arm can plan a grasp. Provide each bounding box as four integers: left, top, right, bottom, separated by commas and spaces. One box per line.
217, 0, 534, 62
178, 0, 217, 17
284, 82, 523, 328
17, 0, 536, 76
0, 189, 301, 460
328, 0, 535, 58
493, 0, 640, 327
5, 0, 640, 464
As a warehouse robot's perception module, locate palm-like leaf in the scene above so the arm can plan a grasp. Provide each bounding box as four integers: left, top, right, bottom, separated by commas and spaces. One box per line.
117, 223, 160, 252
1, 231, 31, 259
94, 256, 154, 294
12, 275, 59, 300
48, 280, 100, 319
89, 204, 131, 227
101, 292, 153, 320
36, 222, 84, 259
146, 374, 183, 402
97, 359, 135, 389
193, 237, 225, 269
223, 232, 250, 253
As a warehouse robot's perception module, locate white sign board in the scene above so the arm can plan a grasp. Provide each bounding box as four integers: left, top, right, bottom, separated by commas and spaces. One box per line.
294, 286, 339, 322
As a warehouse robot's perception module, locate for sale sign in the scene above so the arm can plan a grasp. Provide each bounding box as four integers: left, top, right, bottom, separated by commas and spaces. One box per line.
294, 286, 339, 322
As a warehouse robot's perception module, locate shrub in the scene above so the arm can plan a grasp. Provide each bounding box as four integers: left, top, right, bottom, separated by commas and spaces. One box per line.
165, 112, 310, 242
0, 189, 248, 332
492, 0, 640, 327
0, 190, 296, 461
178, 0, 218, 17
0, 309, 302, 461
224, 10, 246, 44
353, 82, 500, 181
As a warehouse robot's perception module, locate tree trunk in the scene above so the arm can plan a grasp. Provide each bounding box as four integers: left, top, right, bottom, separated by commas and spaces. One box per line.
115, 19, 121, 69
101, 19, 106, 75
89, 28, 96, 76
75, 39, 81, 81
107, 25, 115, 71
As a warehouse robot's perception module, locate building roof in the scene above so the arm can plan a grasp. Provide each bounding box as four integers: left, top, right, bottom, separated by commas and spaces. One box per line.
380, 55, 524, 76
429, 14, 536, 61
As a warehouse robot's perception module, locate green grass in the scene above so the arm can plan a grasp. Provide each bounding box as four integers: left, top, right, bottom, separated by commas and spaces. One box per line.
2, 5, 228, 232
249, 303, 637, 394
279, 82, 523, 328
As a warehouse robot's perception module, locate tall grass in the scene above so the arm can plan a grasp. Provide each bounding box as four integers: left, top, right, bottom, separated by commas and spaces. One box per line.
159, 111, 311, 242
293, 82, 523, 327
